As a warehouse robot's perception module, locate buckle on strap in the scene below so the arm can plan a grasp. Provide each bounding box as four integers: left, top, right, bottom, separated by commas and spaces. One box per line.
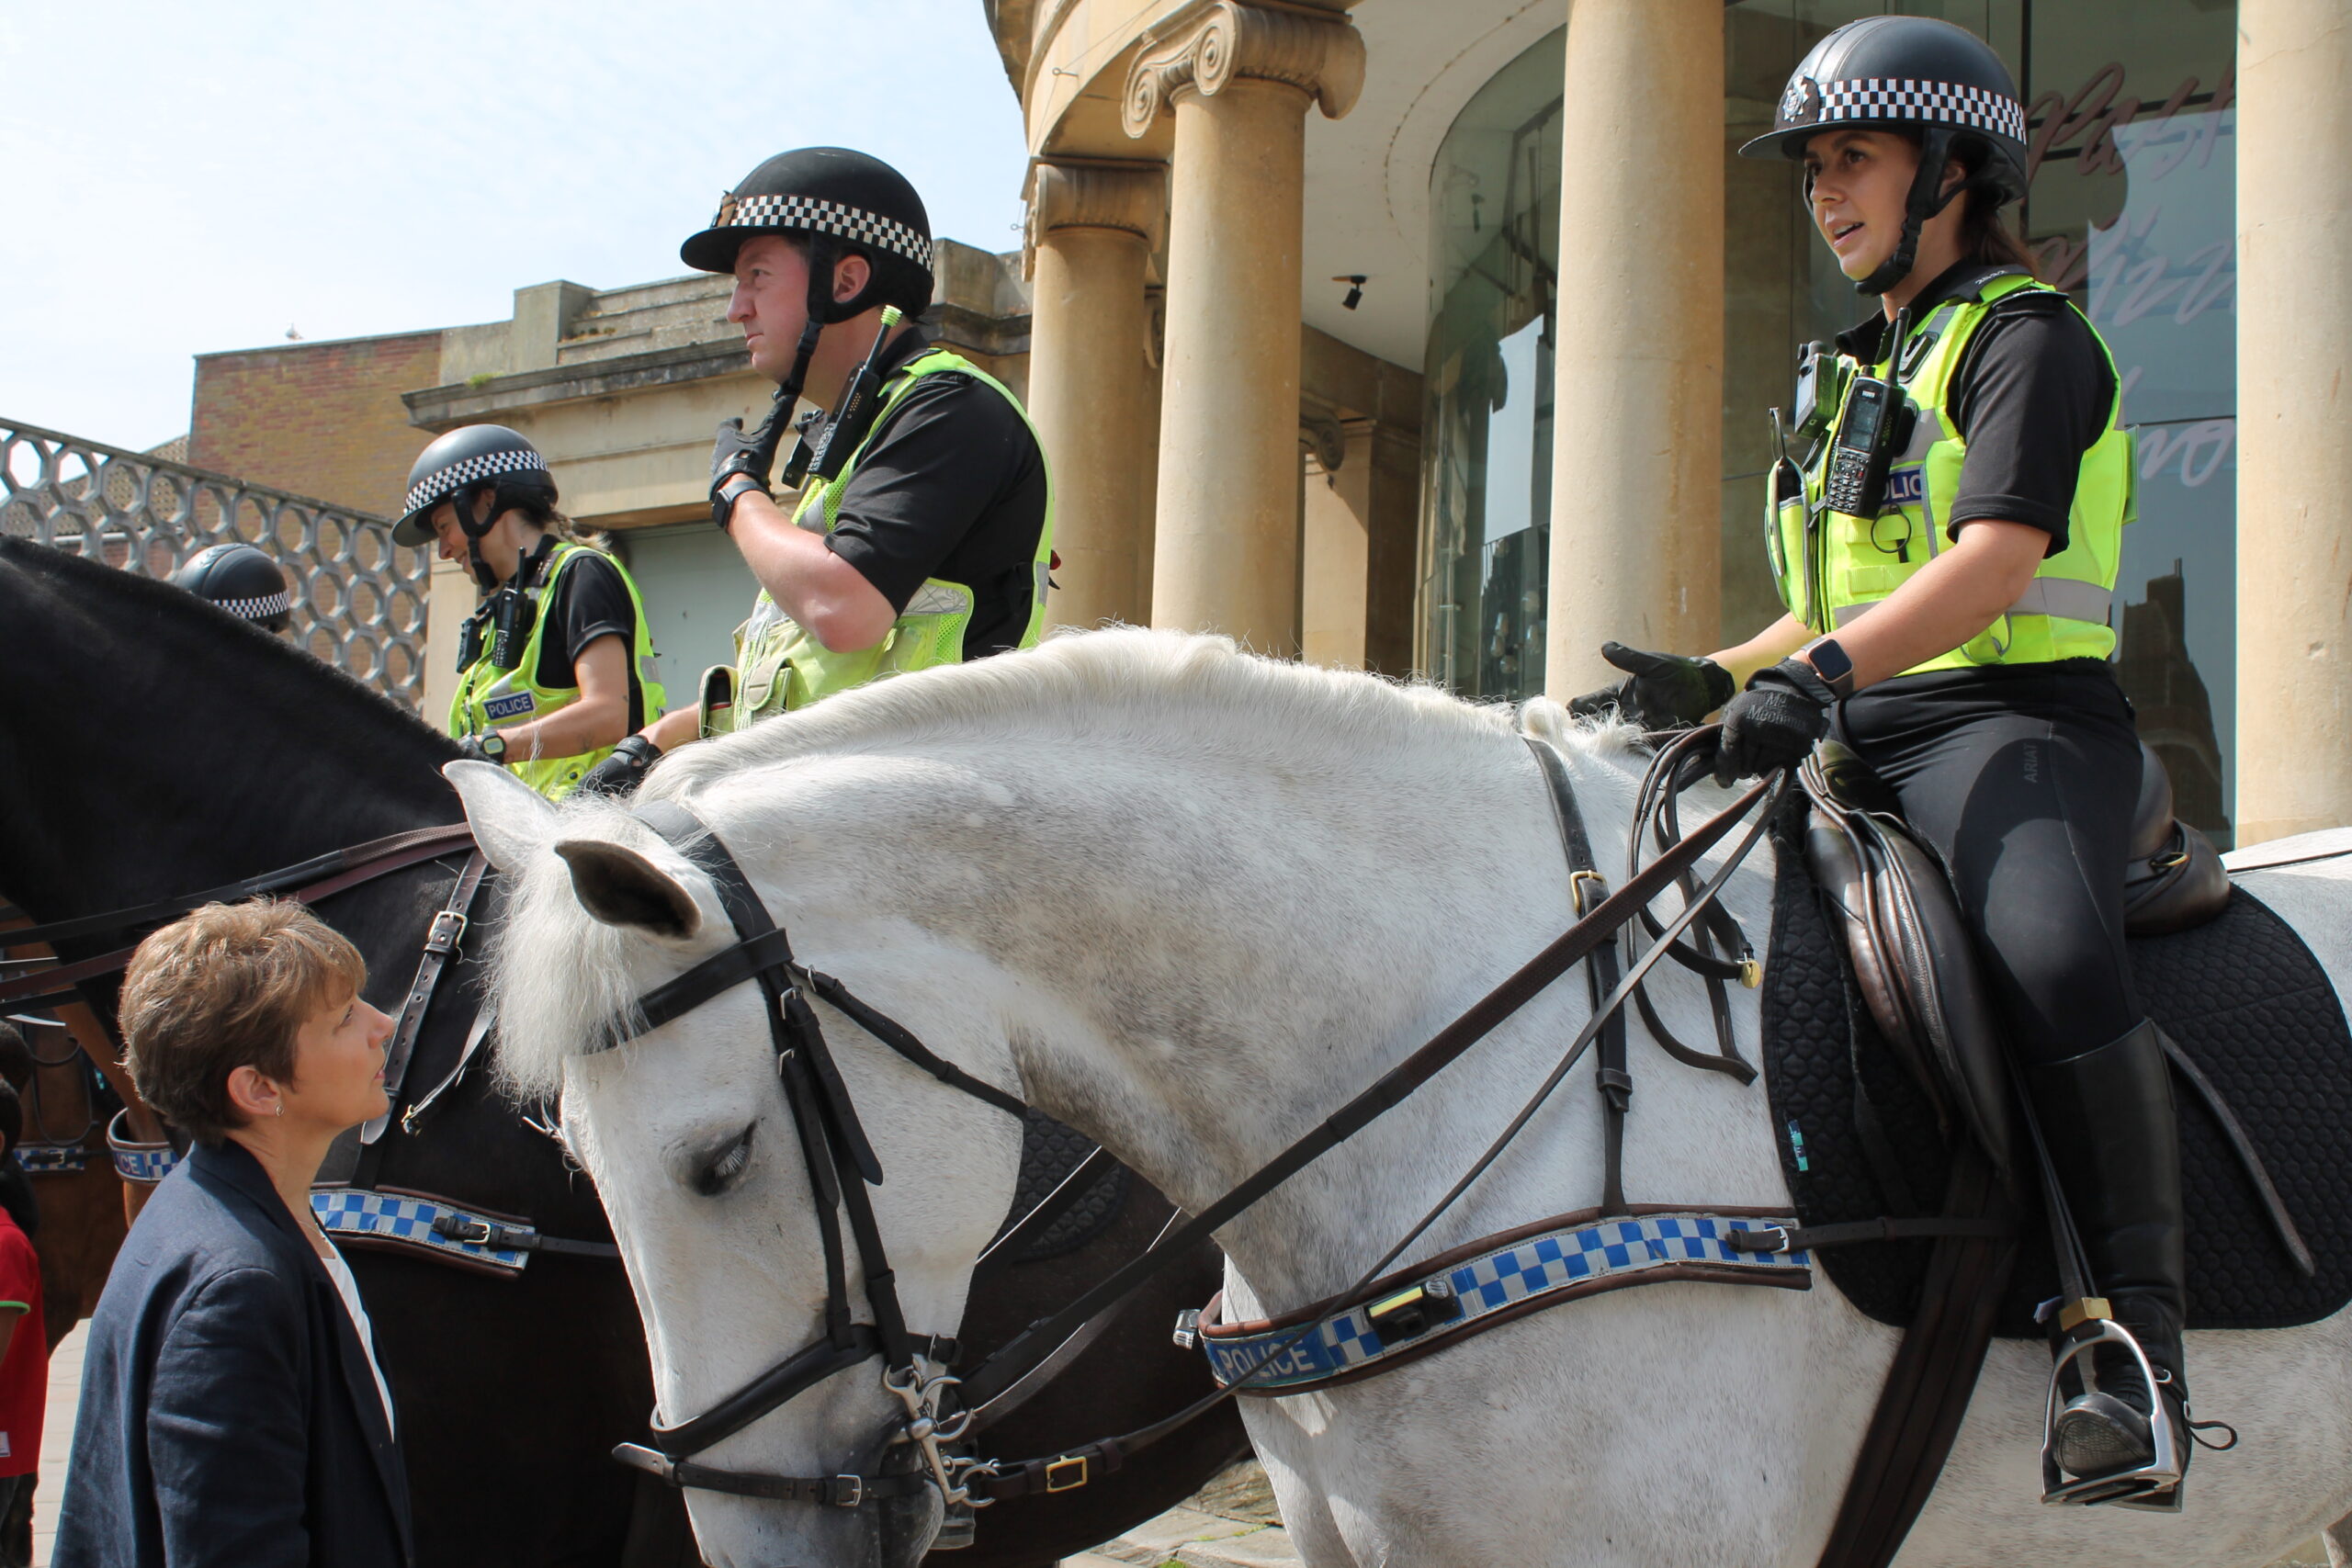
425, 908, 469, 956
827, 1474, 865, 1508
1043, 1454, 1090, 1493
1568, 869, 1610, 915
1726, 1224, 1793, 1255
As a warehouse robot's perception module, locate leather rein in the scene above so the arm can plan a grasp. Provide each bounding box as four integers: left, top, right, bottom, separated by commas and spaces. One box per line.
603, 740, 1786, 1516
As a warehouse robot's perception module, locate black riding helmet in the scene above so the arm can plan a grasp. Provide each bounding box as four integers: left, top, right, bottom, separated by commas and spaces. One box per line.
680, 149, 934, 427
395, 425, 556, 591
681, 146, 934, 317
169, 542, 292, 634
1739, 17, 2030, 296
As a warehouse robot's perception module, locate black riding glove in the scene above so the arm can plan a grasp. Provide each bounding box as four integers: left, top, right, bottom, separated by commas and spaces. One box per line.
709, 389, 794, 531
1712, 658, 1838, 785
1567, 642, 1736, 730
574, 734, 662, 800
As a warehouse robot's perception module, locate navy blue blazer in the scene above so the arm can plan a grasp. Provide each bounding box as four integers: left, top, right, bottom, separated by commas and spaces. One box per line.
53, 1140, 412, 1568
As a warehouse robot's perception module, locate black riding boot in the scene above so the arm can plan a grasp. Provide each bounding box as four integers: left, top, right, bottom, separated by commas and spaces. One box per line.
2025, 1019, 2188, 1483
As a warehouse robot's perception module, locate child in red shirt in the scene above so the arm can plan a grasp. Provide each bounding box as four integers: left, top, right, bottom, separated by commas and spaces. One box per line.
0, 1079, 45, 1568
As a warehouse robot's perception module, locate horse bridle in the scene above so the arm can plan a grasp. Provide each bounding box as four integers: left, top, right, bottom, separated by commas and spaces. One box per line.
599, 752, 1785, 1517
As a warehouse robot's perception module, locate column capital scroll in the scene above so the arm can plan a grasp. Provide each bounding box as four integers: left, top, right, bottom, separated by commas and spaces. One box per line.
1122, 0, 1365, 139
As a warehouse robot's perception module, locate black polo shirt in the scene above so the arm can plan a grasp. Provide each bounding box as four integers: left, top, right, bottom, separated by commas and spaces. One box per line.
1835, 261, 2115, 555
528, 547, 649, 730
817, 328, 1050, 658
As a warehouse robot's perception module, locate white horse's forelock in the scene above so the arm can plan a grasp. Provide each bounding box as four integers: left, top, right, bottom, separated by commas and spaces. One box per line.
488, 793, 687, 1099
487, 627, 1653, 1099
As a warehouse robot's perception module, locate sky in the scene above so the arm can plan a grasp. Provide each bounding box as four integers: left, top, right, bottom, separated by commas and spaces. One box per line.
0, 2, 1034, 454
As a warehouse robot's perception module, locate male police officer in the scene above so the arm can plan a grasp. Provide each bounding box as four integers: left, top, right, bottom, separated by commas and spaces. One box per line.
578, 148, 1052, 796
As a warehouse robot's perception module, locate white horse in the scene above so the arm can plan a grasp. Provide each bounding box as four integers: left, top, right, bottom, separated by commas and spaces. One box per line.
450, 628, 2352, 1568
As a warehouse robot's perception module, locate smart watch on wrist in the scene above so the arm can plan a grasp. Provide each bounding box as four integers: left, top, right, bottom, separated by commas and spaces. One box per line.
1803, 637, 1857, 701
712, 473, 764, 535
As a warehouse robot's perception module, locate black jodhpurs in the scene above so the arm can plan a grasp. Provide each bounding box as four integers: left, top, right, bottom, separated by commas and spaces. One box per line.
1835, 659, 2144, 1067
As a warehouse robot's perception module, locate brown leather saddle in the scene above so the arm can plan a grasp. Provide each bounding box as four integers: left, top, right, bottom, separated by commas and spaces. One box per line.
1799, 738, 2231, 1182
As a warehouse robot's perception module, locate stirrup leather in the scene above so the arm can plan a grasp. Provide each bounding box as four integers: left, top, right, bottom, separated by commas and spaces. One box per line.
2039, 1307, 2183, 1512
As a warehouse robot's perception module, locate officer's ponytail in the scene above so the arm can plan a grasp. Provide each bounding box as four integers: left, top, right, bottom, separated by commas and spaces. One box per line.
1958, 186, 2041, 276
491, 475, 609, 552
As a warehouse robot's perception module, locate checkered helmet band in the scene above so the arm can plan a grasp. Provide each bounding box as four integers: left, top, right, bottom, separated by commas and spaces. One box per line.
708, 191, 933, 270
1792, 75, 2026, 142
217, 591, 292, 623
405, 446, 549, 518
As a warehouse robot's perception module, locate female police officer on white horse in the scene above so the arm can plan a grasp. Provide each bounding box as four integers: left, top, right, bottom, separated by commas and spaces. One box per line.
1574, 17, 2194, 1507
393, 425, 666, 799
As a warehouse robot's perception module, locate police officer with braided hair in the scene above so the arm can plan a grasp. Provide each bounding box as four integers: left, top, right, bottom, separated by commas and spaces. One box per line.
169, 543, 293, 636
1572, 18, 2197, 1507
576, 147, 1053, 797
394, 425, 666, 799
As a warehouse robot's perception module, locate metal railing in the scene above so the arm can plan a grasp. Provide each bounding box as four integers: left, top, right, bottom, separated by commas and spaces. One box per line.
0, 419, 429, 709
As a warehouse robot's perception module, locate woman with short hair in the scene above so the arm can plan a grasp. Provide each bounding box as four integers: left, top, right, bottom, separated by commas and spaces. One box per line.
53, 900, 410, 1568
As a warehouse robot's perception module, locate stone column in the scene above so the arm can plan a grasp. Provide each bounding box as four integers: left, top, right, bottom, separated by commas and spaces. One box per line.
1125, 0, 1364, 655
2236, 0, 2352, 846
1544, 0, 1724, 698
1026, 161, 1166, 633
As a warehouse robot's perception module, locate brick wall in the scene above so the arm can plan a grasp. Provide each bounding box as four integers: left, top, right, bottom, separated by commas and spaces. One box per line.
188, 331, 444, 517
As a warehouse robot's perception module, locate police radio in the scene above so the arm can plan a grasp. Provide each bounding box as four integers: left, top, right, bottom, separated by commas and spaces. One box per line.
485, 537, 558, 671
780, 305, 906, 491
1821, 309, 1916, 517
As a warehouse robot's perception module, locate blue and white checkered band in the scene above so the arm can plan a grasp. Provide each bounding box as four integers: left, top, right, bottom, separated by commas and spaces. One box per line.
218, 591, 291, 623
1798, 76, 2027, 142
16, 1143, 89, 1175
1199, 1213, 1808, 1394
405, 447, 548, 518
107, 1135, 181, 1186
710, 192, 933, 270
311, 1189, 536, 1274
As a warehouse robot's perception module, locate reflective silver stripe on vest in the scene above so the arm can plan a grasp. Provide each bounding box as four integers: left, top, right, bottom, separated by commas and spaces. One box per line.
1832, 577, 2113, 629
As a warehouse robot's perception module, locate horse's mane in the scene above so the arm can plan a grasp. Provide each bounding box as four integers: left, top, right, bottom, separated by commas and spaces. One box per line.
491, 629, 1652, 1096
0, 534, 453, 746
643, 626, 1564, 803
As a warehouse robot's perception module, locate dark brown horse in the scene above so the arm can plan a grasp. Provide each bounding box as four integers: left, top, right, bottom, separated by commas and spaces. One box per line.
0, 536, 1244, 1567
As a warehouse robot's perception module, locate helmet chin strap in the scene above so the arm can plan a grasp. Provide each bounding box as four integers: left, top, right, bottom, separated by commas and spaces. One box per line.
457, 483, 503, 594
1856, 128, 1968, 298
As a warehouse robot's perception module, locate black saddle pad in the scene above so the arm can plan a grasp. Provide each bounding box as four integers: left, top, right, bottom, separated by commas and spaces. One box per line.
999, 1110, 1131, 1266
1760, 804, 2352, 1336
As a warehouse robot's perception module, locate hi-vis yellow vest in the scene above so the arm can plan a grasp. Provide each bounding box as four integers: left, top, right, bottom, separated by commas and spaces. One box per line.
703, 347, 1055, 735
1768, 271, 2136, 672
449, 541, 667, 797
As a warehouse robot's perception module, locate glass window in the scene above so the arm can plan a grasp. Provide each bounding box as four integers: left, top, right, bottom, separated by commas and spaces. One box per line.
1418, 29, 1564, 704
1724, 1, 2237, 841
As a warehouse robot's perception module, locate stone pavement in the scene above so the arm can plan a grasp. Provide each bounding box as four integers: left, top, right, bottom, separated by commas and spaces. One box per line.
1065, 1461, 1296, 1568
33, 1319, 86, 1568
1061, 1459, 2338, 1568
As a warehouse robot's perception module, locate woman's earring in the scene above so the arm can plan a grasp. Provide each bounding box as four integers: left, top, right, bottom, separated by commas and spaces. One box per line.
273, 1102, 285, 1118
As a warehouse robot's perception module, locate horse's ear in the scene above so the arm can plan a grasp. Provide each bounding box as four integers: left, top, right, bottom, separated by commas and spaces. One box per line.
552, 840, 702, 940
444, 760, 558, 873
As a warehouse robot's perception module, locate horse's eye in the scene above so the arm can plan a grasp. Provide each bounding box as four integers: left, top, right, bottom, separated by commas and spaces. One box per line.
695, 1124, 756, 1196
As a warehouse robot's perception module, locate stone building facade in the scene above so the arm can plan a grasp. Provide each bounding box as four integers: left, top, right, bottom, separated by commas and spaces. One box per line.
990, 0, 2349, 850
